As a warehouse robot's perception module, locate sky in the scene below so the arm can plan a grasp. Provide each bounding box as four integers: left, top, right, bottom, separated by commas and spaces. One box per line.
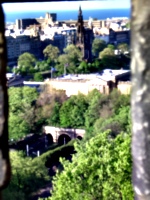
2, 0, 130, 13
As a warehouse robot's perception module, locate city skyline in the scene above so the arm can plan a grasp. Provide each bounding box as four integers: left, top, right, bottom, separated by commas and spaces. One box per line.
2, 0, 130, 13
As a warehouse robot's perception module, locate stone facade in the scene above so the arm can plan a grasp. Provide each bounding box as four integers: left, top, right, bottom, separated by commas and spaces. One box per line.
76, 6, 93, 62
15, 13, 57, 30
46, 78, 115, 96
117, 81, 131, 94
109, 28, 130, 44
6, 35, 41, 66
44, 126, 85, 143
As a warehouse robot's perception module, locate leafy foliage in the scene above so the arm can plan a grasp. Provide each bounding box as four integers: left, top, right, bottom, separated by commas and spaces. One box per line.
46, 131, 133, 200
78, 61, 90, 73
59, 94, 88, 128
8, 87, 38, 140
35, 60, 51, 72
107, 44, 115, 50
3, 151, 49, 200
35, 84, 68, 129
57, 44, 82, 74
92, 38, 107, 56
84, 89, 102, 129
117, 43, 129, 54
17, 52, 37, 75
34, 72, 44, 81
99, 47, 115, 59
43, 44, 60, 62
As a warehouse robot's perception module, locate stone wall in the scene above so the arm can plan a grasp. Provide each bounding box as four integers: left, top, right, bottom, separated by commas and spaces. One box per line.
44, 126, 85, 142
45, 79, 130, 96
117, 81, 132, 95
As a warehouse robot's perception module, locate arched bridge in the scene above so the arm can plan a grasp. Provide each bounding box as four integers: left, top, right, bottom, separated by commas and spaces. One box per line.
43, 126, 85, 144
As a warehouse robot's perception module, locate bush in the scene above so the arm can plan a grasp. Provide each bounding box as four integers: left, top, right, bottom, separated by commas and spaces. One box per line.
48, 131, 133, 200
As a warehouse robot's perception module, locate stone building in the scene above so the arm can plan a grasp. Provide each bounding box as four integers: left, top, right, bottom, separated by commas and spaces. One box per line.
76, 6, 94, 62
41, 33, 66, 55
6, 35, 41, 66
15, 13, 57, 30
62, 29, 76, 47
16, 19, 39, 30
109, 28, 130, 44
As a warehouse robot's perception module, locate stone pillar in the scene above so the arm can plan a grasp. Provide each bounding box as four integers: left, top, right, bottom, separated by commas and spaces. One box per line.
131, 0, 150, 199
0, 3, 10, 195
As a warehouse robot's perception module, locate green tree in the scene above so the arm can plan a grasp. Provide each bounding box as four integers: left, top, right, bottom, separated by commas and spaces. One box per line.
9, 113, 30, 140
57, 44, 82, 74
92, 38, 107, 57
36, 60, 50, 72
56, 54, 69, 75
59, 94, 88, 128
34, 72, 44, 81
85, 89, 102, 129
108, 89, 130, 114
35, 85, 67, 130
7, 66, 11, 73
78, 61, 90, 73
126, 22, 130, 29
99, 47, 118, 68
46, 102, 61, 127
3, 151, 49, 200
47, 131, 133, 200
43, 44, 59, 62
99, 47, 114, 59
17, 52, 37, 75
107, 44, 115, 50
117, 43, 129, 54
9, 87, 38, 140
84, 89, 130, 140
94, 107, 130, 138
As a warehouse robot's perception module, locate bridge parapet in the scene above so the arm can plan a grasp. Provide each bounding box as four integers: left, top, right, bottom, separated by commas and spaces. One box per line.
43, 126, 85, 142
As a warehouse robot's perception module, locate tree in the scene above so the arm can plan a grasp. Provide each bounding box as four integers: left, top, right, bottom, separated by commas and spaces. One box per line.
126, 22, 130, 29
34, 72, 44, 81
48, 131, 133, 200
43, 44, 59, 62
84, 89, 102, 129
17, 52, 37, 75
99, 47, 114, 59
99, 47, 118, 68
35, 84, 67, 130
46, 102, 61, 127
107, 44, 115, 50
36, 60, 51, 72
56, 54, 69, 75
78, 61, 90, 73
9, 113, 30, 140
94, 106, 131, 138
117, 43, 129, 54
59, 94, 88, 128
2, 151, 49, 200
57, 44, 82, 74
63, 44, 82, 62
7, 66, 11, 73
8, 87, 38, 140
92, 38, 107, 57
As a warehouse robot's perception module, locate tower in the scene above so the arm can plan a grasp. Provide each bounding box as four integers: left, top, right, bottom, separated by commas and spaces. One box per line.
76, 6, 85, 57
76, 6, 94, 62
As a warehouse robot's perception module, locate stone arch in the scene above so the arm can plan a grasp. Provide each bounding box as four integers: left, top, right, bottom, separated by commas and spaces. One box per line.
76, 135, 82, 140
58, 134, 71, 145
46, 133, 53, 145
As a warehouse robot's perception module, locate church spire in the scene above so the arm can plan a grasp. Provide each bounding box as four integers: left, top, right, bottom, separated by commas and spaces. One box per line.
76, 6, 85, 59
77, 5, 84, 34
78, 5, 82, 16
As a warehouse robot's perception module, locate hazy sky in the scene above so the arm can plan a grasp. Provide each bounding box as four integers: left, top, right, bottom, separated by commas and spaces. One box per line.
2, 0, 130, 12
